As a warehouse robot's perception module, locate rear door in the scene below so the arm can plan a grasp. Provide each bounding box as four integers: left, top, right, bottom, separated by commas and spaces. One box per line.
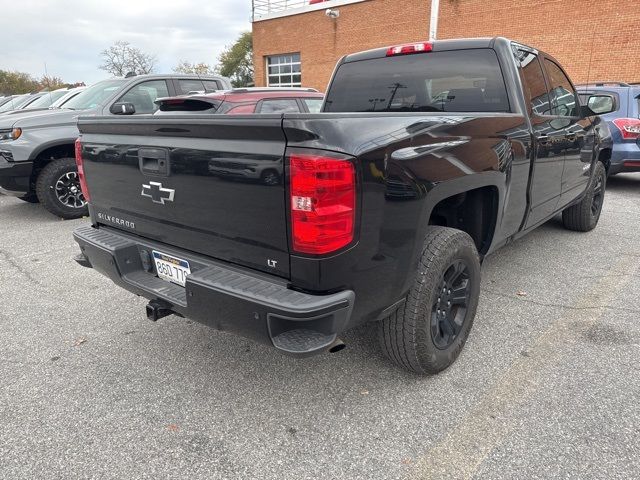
79, 115, 290, 278
515, 49, 564, 228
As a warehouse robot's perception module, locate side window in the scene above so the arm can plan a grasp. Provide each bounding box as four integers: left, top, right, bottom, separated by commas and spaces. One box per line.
515, 49, 551, 115
117, 80, 169, 114
176, 79, 205, 94
227, 104, 257, 115
257, 99, 300, 113
544, 59, 579, 117
303, 98, 323, 113
202, 80, 222, 91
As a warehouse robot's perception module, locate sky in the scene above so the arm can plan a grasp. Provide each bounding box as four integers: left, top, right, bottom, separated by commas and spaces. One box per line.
0, 0, 252, 84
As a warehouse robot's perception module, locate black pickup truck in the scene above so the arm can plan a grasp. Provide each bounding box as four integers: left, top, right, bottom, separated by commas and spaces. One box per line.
73, 38, 613, 374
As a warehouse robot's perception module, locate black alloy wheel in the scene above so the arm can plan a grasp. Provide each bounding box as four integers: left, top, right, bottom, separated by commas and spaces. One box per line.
36, 157, 89, 219
55, 171, 86, 209
431, 260, 472, 350
378, 226, 481, 374
591, 173, 604, 217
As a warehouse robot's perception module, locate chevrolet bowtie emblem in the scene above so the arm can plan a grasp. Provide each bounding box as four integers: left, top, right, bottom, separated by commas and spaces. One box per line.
141, 181, 175, 205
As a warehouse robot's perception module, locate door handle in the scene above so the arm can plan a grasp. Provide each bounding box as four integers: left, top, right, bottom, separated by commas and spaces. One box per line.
139, 148, 170, 176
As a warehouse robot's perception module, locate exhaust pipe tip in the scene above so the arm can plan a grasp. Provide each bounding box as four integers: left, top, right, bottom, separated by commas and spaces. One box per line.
328, 338, 346, 353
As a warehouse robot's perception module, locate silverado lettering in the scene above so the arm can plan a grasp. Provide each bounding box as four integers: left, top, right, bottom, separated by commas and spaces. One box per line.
97, 213, 136, 230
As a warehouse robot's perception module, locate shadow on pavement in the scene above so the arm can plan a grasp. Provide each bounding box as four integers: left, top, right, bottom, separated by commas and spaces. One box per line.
0, 196, 83, 223
606, 173, 640, 194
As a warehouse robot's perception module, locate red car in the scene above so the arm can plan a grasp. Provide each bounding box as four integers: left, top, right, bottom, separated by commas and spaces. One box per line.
155, 88, 324, 115
155, 88, 325, 185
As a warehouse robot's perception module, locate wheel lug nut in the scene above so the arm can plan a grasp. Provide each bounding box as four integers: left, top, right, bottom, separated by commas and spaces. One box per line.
447, 301, 451, 306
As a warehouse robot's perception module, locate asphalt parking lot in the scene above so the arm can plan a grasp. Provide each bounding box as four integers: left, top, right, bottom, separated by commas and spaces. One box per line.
1, 174, 639, 480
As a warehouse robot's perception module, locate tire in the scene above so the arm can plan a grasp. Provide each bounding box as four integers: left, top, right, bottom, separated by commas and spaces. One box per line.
17, 194, 39, 203
35, 158, 88, 220
562, 162, 606, 232
378, 227, 481, 375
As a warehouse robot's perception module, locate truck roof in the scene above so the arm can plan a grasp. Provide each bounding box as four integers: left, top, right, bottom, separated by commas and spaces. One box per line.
342, 37, 528, 64
110, 73, 228, 81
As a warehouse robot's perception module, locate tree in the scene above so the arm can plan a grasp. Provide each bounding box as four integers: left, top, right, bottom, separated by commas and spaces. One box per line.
0, 70, 40, 95
173, 61, 215, 75
99, 41, 157, 77
39, 75, 68, 91
216, 32, 254, 87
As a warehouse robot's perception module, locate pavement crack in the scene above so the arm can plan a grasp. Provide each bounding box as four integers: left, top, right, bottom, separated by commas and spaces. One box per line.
578, 273, 640, 280
481, 288, 615, 312
602, 305, 640, 315
0, 248, 46, 287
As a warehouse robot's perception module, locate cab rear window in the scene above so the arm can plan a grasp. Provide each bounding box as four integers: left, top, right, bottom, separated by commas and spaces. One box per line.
324, 49, 510, 113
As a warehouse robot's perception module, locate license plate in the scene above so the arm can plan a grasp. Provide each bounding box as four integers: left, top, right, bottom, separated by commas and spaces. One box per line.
152, 250, 191, 287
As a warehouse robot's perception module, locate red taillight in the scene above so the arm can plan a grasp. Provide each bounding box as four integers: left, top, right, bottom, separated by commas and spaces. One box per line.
74, 138, 90, 202
612, 118, 640, 140
289, 152, 356, 255
386, 42, 433, 57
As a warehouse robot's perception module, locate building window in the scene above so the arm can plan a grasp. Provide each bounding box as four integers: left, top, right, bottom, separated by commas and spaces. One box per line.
266, 53, 301, 87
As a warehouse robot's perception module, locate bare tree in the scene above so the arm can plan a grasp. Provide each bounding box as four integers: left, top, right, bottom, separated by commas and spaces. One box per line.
173, 60, 215, 75
99, 41, 157, 76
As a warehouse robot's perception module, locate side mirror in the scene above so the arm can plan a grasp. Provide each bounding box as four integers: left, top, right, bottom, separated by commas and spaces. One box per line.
110, 102, 136, 115
584, 94, 615, 115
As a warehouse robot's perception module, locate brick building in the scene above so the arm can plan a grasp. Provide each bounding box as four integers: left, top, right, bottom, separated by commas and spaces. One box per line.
252, 0, 640, 92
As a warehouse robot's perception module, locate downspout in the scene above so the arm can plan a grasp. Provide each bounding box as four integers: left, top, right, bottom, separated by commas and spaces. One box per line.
429, 0, 440, 41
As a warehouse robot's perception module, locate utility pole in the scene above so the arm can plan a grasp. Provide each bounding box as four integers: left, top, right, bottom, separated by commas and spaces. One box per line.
429, 0, 440, 41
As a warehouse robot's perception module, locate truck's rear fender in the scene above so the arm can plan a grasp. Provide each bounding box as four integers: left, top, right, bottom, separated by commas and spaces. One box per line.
420, 175, 504, 251
283, 113, 528, 325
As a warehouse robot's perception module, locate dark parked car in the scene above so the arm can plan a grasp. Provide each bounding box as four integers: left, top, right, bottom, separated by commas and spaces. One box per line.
577, 82, 640, 175
0, 74, 231, 219
73, 38, 612, 374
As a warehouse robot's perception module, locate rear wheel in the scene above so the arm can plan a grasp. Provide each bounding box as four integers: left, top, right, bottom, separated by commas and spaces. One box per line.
378, 227, 481, 375
35, 158, 88, 219
562, 162, 606, 232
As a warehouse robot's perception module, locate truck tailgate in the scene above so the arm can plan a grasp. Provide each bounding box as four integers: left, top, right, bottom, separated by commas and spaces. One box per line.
78, 116, 290, 278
